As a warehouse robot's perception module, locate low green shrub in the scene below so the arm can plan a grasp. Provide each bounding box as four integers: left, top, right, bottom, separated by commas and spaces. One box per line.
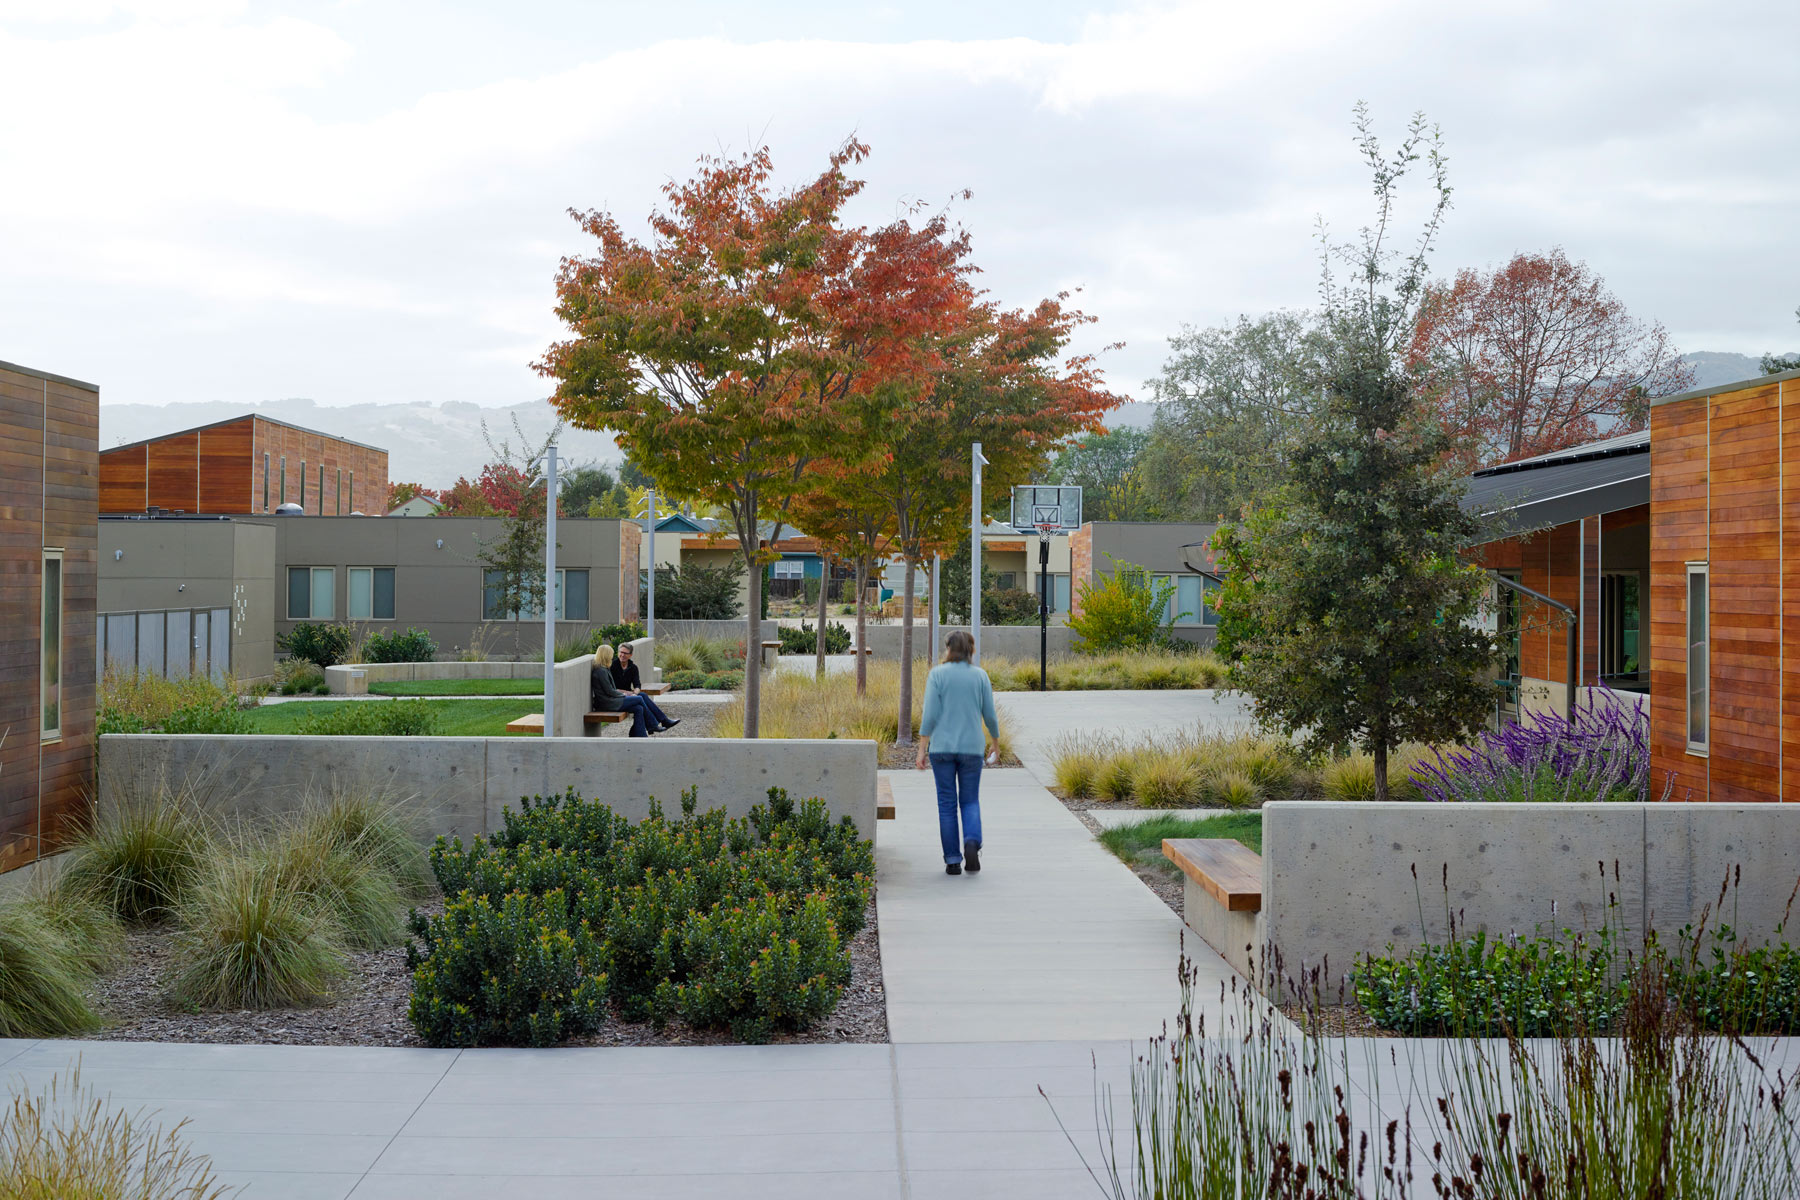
663, 669, 710, 691
1675, 923, 1800, 1034
158, 697, 250, 735
275, 660, 328, 696
1354, 925, 1627, 1037
278, 622, 356, 668
295, 699, 438, 736
361, 627, 438, 664
704, 669, 745, 691
0, 900, 102, 1037
98, 668, 247, 733
778, 622, 852, 655
63, 789, 211, 923
407, 786, 873, 1046
167, 855, 347, 1010
597, 620, 647, 647
406, 889, 607, 1048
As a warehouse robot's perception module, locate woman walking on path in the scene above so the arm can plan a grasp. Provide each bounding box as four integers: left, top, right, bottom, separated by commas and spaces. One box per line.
914, 630, 1000, 876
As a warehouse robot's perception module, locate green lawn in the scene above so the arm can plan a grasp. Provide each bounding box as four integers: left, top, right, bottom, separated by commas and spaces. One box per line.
246, 698, 542, 736
1097, 811, 1262, 878
368, 678, 544, 696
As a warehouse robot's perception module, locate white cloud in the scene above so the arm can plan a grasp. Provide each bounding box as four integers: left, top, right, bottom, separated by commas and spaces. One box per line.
0, 0, 1796, 413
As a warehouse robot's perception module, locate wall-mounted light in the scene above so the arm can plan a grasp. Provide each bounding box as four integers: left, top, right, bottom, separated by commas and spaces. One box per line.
114, 549, 123, 561
178, 583, 186, 592
436, 539, 444, 549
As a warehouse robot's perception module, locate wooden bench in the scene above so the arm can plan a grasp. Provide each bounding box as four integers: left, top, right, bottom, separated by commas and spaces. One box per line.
876, 776, 895, 821
504, 712, 545, 734
1162, 837, 1262, 980
760, 639, 782, 669
640, 682, 671, 697
584, 711, 633, 733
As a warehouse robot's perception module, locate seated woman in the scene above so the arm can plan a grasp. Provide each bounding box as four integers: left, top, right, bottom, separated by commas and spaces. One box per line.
608, 642, 678, 731
590, 644, 667, 736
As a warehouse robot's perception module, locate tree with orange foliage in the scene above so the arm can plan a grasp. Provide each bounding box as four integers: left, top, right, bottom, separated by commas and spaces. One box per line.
537, 140, 971, 736
1409, 249, 1694, 471
786, 483, 893, 693
870, 296, 1123, 744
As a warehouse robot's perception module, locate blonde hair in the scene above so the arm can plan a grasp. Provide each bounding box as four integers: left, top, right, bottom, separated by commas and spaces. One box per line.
943, 630, 974, 663
594, 643, 615, 667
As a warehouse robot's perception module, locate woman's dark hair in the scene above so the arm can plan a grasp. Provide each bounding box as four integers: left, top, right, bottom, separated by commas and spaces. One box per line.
943, 630, 974, 663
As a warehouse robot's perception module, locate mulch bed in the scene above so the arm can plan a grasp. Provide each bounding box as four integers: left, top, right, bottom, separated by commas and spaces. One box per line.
73, 897, 887, 1048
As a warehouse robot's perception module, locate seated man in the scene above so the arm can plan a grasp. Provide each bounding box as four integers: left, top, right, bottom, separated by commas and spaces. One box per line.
590, 644, 667, 737
608, 642, 678, 731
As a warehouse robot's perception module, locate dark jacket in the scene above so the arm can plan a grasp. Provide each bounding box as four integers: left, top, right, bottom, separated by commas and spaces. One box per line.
590, 663, 627, 711
609, 658, 641, 692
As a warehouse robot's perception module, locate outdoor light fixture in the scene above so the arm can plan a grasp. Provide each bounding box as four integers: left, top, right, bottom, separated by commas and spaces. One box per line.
114, 549, 123, 561
435, 539, 444, 549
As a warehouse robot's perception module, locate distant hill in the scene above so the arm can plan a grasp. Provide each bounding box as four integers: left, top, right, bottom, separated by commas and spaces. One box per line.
99, 396, 623, 489
1680, 351, 1773, 389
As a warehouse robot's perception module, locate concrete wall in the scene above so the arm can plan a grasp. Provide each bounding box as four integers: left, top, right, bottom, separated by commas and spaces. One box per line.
653, 618, 776, 647
98, 733, 880, 843
1260, 801, 1800, 989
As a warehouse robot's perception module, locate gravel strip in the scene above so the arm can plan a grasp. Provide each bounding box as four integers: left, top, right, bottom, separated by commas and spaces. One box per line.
71, 896, 887, 1047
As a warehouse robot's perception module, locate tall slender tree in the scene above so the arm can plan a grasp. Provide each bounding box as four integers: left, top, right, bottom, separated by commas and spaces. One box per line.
1218, 105, 1499, 800
539, 140, 966, 736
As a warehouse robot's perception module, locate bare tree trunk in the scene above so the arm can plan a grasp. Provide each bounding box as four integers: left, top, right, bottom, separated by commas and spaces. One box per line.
813, 562, 829, 680
854, 558, 868, 698
743, 553, 762, 739
1372, 737, 1388, 803
896, 556, 917, 746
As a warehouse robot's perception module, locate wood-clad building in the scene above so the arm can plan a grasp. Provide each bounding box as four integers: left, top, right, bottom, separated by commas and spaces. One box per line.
1648, 368, 1800, 803
100, 414, 387, 517
1464, 433, 1652, 718
0, 360, 98, 874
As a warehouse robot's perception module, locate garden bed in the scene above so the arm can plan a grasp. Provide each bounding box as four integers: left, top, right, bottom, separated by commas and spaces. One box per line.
72, 896, 886, 1048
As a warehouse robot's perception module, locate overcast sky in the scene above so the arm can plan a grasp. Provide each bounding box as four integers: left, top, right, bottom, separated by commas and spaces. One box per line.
2, 0, 1796, 411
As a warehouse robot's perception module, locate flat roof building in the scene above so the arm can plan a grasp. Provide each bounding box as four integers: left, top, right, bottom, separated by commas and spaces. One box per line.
100, 414, 388, 517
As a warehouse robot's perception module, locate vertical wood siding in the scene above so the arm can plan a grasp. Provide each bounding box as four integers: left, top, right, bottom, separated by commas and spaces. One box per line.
0, 364, 97, 872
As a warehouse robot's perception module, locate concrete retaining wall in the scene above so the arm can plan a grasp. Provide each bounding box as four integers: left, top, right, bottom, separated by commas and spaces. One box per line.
652, 619, 776, 647
98, 734, 879, 843
1261, 801, 1800, 988
327, 660, 544, 694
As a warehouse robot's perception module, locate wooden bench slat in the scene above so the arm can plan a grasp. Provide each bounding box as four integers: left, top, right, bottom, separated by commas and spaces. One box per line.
584, 711, 632, 724
640, 683, 671, 696
1162, 838, 1262, 912
876, 776, 895, 821
504, 712, 545, 734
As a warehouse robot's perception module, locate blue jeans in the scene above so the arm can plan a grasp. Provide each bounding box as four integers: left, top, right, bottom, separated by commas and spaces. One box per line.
616, 695, 654, 737
929, 752, 983, 864
637, 694, 673, 728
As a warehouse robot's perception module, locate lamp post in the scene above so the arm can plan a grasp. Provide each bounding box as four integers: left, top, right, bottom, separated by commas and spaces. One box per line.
645, 485, 656, 641
542, 444, 558, 736
971, 443, 987, 664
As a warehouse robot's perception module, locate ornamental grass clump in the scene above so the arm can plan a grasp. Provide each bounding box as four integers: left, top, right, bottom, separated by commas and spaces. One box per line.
63, 786, 212, 924
0, 1069, 229, 1200
408, 785, 874, 1045
1050, 730, 1315, 807
1418, 688, 1652, 803
0, 899, 103, 1038
167, 855, 348, 1010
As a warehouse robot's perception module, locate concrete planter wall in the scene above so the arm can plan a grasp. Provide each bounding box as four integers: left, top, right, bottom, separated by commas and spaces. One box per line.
327, 636, 657, 698
1260, 801, 1800, 989
98, 734, 878, 843
651, 619, 777, 646
850, 624, 1078, 661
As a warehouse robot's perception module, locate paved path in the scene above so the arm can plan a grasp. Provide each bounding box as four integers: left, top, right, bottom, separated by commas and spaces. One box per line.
876, 766, 1237, 1043
0, 1036, 1140, 1199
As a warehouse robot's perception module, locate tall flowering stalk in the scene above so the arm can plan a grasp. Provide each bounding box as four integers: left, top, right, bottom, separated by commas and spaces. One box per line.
1418, 690, 1655, 803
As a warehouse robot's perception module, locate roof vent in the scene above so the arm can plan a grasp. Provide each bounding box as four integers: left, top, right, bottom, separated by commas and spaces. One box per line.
275, 502, 305, 516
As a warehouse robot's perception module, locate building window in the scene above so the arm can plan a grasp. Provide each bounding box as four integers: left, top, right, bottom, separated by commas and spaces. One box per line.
348, 470, 354, 513
336, 468, 343, 515
262, 452, 271, 512
288, 566, 336, 620
1601, 572, 1641, 680
280, 456, 287, 505
42, 549, 62, 741
483, 569, 588, 620
1156, 574, 1218, 626
1686, 563, 1708, 754
348, 567, 396, 620
319, 466, 326, 513
995, 572, 1017, 590
299, 461, 307, 508
1050, 573, 1071, 614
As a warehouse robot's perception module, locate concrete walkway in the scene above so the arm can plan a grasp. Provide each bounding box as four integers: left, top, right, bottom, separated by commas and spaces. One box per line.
0, 1036, 1140, 1199
876, 766, 1236, 1043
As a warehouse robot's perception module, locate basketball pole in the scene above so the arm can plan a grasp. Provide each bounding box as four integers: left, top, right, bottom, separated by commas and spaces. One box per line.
971, 443, 985, 665
1037, 528, 1050, 692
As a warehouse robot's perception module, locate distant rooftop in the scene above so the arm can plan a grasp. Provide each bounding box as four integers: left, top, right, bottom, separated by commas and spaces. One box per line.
103, 412, 387, 456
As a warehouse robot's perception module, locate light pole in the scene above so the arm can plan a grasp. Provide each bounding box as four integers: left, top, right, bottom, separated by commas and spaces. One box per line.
542, 445, 558, 736
928, 555, 939, 663
645, 485, 656, 641
1037, 528, 1050, 692
971, 443, 987, 663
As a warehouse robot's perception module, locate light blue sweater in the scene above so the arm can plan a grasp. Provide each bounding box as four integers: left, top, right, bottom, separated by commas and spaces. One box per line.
918, 661, 1000, 757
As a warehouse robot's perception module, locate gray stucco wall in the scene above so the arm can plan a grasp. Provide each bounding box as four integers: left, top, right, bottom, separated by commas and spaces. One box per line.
99, 518, 278, 681
1261, 801, 1800, 989
98, 733, 879, 843
1086, 521, 1222, 650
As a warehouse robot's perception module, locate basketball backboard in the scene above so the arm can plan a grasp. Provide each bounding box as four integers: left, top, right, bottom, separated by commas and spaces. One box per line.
1010, 485, 1082, 531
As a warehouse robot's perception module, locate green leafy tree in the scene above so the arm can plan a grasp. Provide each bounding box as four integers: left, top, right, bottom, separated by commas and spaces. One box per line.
470, 415, 563, 656
1042, 426, 1158, 521
642, 562, 741, 620
1067, 558, 1181, 653
1763, 307, 1800, 375
558, 465, 617, 514
1218, 104, 1499, 802
1138, 310, 1333, 520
